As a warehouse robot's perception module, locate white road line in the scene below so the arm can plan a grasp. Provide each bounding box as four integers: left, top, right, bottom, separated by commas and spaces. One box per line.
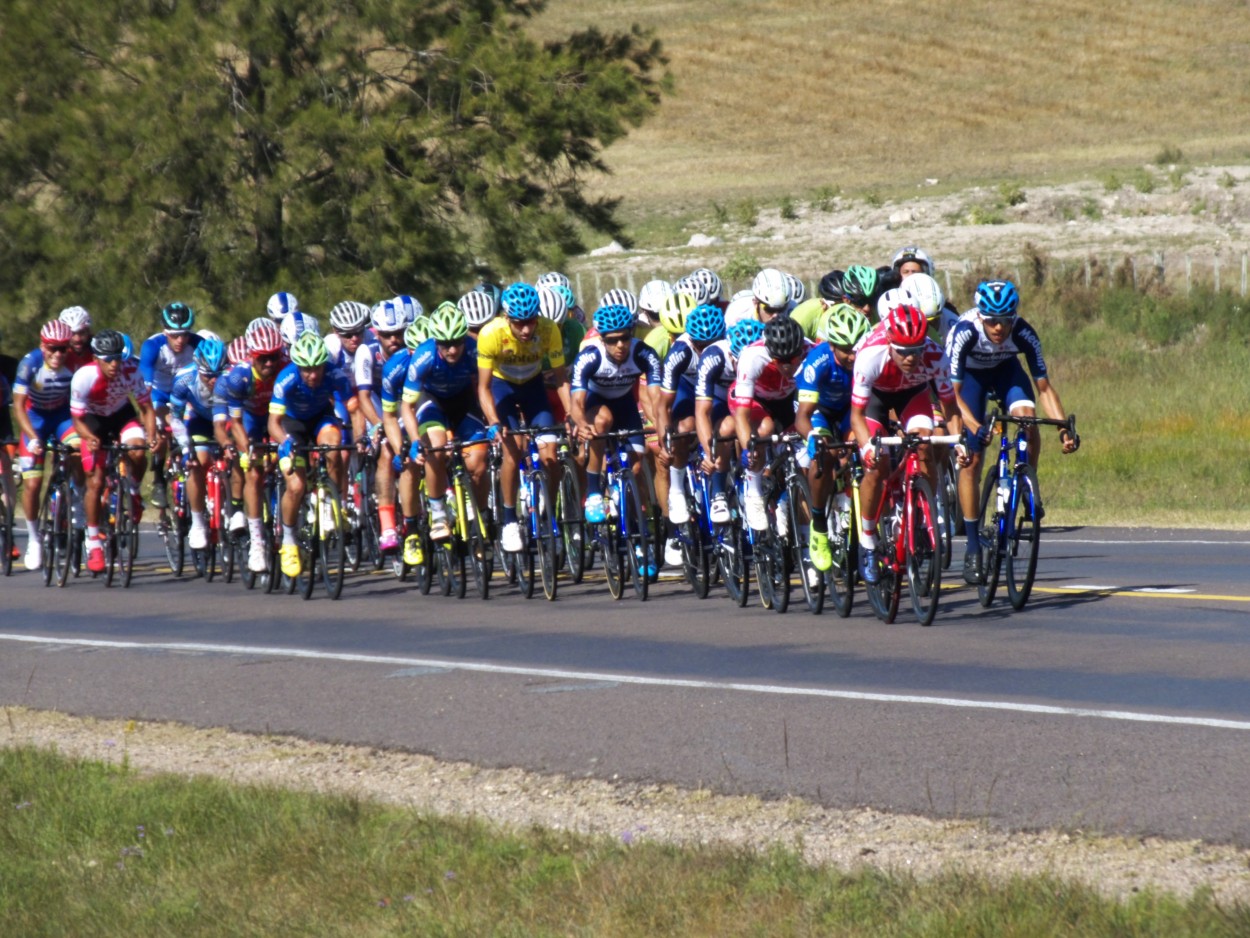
3, 632, 1249, 733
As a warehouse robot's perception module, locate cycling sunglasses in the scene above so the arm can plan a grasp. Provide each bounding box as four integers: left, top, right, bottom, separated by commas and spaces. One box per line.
436, 338, 466, 349
43, 344, 70, 353
890, 343, 927, 358
981, 315, 1016, 327
602, 333, 632, 346
254, 353, 282, 364
95, 353, 125, 363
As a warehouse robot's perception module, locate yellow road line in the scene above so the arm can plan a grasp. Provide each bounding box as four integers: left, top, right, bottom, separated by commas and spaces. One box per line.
1033, 586, 1250, 603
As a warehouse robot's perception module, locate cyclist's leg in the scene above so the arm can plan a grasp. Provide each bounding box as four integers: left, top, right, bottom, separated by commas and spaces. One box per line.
582, 394, 615, 520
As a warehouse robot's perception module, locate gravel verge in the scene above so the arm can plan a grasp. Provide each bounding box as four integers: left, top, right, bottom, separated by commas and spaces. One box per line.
4, 707, 1249, 904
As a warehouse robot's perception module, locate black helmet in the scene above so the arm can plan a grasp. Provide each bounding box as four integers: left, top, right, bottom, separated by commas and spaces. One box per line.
91, 329, 127, 357
161, 301, 195, 332
763, 315, 805, 362
818, 269, 845, 302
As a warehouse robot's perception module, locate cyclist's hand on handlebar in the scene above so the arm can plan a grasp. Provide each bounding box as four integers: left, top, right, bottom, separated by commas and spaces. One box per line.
576, 421, 596, 443
487, 422, 505, 443
1059, 428, 1080, 454
860, 441, 878, 470
974, 423, 993, 446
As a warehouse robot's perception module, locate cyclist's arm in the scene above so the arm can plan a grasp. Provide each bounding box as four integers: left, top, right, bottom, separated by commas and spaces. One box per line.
135, 395, 159, 450
694, 398, 715, 458
381, 404, 404, 458
11, 390, 37, 443
476, 363, 501, 430
794, 400, 816, 438
548, 364, 572, 419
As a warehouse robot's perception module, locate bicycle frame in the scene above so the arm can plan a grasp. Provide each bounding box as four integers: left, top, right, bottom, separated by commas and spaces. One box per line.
584, 428, 651, 601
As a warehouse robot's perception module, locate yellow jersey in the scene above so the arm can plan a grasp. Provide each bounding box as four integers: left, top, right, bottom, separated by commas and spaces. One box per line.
477, 317, 566, 384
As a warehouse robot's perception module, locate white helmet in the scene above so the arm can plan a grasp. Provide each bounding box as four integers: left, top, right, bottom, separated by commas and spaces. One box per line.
674, 275, 711, 305
196, 329, 222, 344
279, 311, 320, 345
329, 300, 370, 333
266, 291, 300, 321
598, 288, 638, 315
58, 306, 93, 331
723, 290, 758, 327
891, 246, 934, 276
900, 273, 945, 322
457, 290, 497, 328
875, 287, 917, 323
537, 286, 568, 325
370, 299, 406, 333
637, 279, 676, 314
784, 272, 806, 303
535, 271, 571, 290
392, 294, 423, 324
690, 267, 723, 302
751, 268, 790, 309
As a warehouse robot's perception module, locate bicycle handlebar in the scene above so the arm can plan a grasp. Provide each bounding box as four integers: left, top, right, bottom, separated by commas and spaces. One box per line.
876, 433, 962, 447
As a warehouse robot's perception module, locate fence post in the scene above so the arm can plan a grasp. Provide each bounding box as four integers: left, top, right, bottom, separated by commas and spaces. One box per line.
1185, 255, 1192, 295
1242, 253, 1247, 297
576, 274, 584, 305
1215, 255, 1221, 293
1084, 257, 1091, 288
626, 271, 636, 295
943, 269, 953, 301
1154, 252, 1165, 287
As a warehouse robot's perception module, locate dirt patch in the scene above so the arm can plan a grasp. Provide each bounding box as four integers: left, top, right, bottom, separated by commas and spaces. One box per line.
5, 707, 1249, 903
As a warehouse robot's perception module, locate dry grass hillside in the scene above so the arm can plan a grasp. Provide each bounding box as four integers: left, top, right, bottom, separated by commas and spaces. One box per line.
532, 1, 1250, 217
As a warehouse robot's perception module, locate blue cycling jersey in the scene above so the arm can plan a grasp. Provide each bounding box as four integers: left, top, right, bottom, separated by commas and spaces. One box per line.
269, 362, 354, 422
169, 363, 220, 423
795, 343, 854, 415
380, 349, 414, 413
139, 332, 201, 395
401, 337, 479, 403
945, 312, 1048, 384
14, 348, 73, 412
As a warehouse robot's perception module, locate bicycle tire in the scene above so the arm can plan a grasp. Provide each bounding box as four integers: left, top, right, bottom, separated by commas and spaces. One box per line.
680, 515, 710, 599
754, 527, 777, 611
119, 494, 138, 588
296, 490, 317, 600
600, 517, 624, 599
1006, 466, 1042, 611
907, 476, 942, 626
865, 504, 900, 624
317, 480, 346, 600
826, 492, 855, 618
531, 473, 558, 602
411, 513, 434, 595
464, 481, 491, 600
718, 489, 749, 607
788, 476, 823, 615
159, 505, 184, 578
0, 496, 11, 577
557, 458, 585, 583
103, 488, 119, 588
938, 448, 959, 572
976, 465, 1002, 608
49, 481, 71, 587
623, 474, 650, 601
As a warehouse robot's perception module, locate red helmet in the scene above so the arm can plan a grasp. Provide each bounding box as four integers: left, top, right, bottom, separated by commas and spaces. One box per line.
245, 319, 283, 356
40, 319, 74, 345
226, 335, 250, 366
885, 303, 927, 347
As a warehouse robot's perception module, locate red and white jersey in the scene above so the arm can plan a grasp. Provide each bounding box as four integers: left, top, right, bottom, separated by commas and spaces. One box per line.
729, 339, 813, 406
850, 323, 954, 409
70, 360, 151, 418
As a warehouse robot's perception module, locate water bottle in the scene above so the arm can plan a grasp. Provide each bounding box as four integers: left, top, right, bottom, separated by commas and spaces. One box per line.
996, 473, 1010, 513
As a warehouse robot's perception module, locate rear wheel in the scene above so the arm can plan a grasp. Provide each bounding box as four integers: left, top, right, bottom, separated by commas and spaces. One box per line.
718, 489, 749, 607
533, 474, 558, 602
0, 494, 12, 577
906, 476, 942, 626
976, 466, 1003, 608
557, 460, 585, 583
623, 475, 650, 601
865, 502, 900, 624
827, 492, 855, 618
789, 476, 823, 615
318, 481, 346, 600
1006, 467, 1042, 611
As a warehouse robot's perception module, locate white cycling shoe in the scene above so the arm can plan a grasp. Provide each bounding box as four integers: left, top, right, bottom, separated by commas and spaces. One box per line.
667, 490, 690, 525
500, 522, 523, 553
743, 494, 769, 532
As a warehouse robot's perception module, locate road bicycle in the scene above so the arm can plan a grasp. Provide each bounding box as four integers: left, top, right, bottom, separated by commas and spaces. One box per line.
93, 443, 146, 588
191, 444, 236, 582
664, 430, 718, 599
584, 428, 654, 602
1, 439, 15, 577
864, 429, 962, 626
423, 437, 493, 600
711, 434, 753, 608
976, 411, 1079, 610
553, 432, 587, 584
156, 439, 190, 577
288, 443, 351, 601
237, 443, 279, 592
515, 425, 565, 601
36, 438, 85, 588
804, 435, 865, 617
345, 444, 383, 573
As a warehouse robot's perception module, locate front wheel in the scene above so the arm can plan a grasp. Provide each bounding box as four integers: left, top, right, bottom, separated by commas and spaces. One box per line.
827, 492, 856, 618
1006, 467, 1042, 610
623, 475, 650, 602
789, 476, 823, 615
318, 481, 346, 600
557, 459, 585, 583
718, 490, 749, 607
976, 466, 1003, 608
865, 504, 900, 624
533, 473, 559, 602
906, 476, 942, 626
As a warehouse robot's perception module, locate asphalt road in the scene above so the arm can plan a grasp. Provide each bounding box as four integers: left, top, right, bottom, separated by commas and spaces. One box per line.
3, 525, 1250, 845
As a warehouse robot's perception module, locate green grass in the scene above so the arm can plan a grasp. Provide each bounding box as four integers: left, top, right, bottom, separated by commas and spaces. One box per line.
2, 745, 1247, 937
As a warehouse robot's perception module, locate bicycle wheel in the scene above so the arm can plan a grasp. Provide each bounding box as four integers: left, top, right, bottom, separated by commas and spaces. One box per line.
0, 496, 11, 577
1006, 466, 1042, 611
464, 482, 492, 600
623, 475, 650, 601
557, 459, 585, 583
938, 449, 959, 571
118, 495, 137, 588
39, 484, 56, 587
159, 505, 185, 578
680, 514, 711, 599
906, 476, 942, 626
532, 473, 558, 602
317, 480, 346, 600
718, 490, 749, 607
103, 489, 119, 587
787, 476, 822, 614
296, 490, 317, 600
865, 505, 900, 624
976, 467, 1003, 608
411, 514, 434, 595
827, 493, 855, 618
601, 516, 624, 599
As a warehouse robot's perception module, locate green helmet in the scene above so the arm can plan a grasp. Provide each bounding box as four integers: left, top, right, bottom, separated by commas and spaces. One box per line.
290, 332, 328, 368
404, 319, 429, 350
841, 265, 879, 308
427, 302, 469, 343
821, 303, 870, 348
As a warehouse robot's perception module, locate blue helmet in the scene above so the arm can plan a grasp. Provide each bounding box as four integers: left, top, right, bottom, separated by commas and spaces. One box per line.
975, 280, 1019, 317
194, 337, 228, 375
501, 282, 540, 320
593, 303, 635, 335
161, 301, 195, 333
685, 303, 726, 343
727, 318, 765, 358
554, 283, 576, 311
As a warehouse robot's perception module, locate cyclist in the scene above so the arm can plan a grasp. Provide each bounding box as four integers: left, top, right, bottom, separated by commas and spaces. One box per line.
476, 282, 570, 554
70, 330, 159, 574
266, 291, 300, 321
751, 268, 794, 323
357, 299, 413, 554
13, 320, 82, 570
901, 272, 960, 345
457, 290, 498, 339
219, 318, 286, 573
400, 305, 487, 560
732, 315, 811, 531
656, 302, 726, 527
850, 302, 965, 585
840, 264, 881, 317
695, 318, 764, 524
59, 306, 95, 372
279, 310, 320, 349
794, 304, 871, 571
269, 332, 354, 578
637, 279, 677, 333
891, 245, 935, 280
168, 338, 231, 551
140, 302, 201, 509
537, 285, 586, 423
571, 303, 662, 577
947, 279, 1078, 584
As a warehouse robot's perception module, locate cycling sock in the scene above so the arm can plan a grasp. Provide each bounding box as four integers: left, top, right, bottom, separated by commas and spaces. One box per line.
26, 520, 38, 540
283, 524, 296, 544
379, 503, 397, 532
744, 469, 764, 498
503, 505, 518, 525
232, 498, 244, 514
191, 512, 206, 530
428, 498, 446, 520
964, 519, 979, 552
710, 471, 726, 498
586, 472, 603, 498
403, 517, 418, 535
810, 508, 826, 534
247, 517, 263, 540
668, 466, 684, 492
860, 530, 877, 550
87, 526, 100, 541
